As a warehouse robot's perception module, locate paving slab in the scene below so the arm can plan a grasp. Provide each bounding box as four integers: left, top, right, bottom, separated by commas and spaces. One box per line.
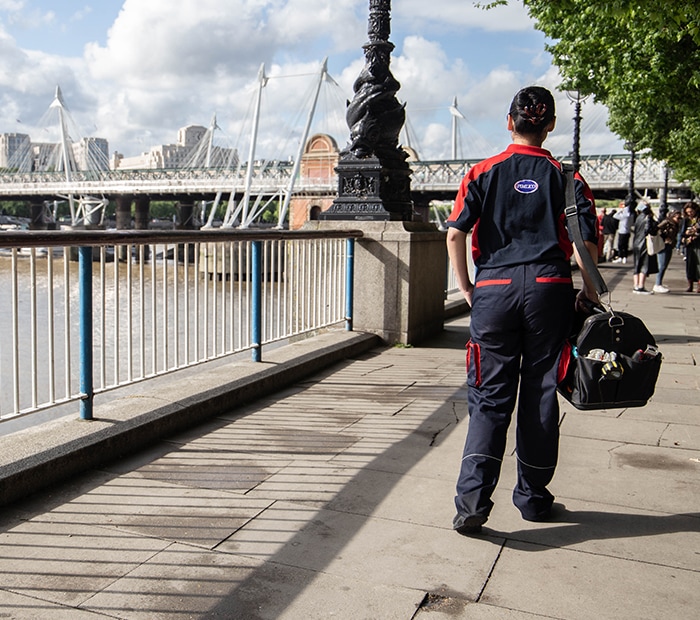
554, 435, 700, 513
482, 497, 700, 571
82, 543, 425, 620
414, 597, 556, 619
621, 400, 700, 426
0, 258, 698, 619
114, 447, 289, 492
217, 501, 501, 600
324, 467, 458, 528
22, 476, 273, 550
0, 589, 107, 619
0, 520, 168, 607
481, 540, 699, 620
560, 409, 670, 445
244, 461, 366, 506
659, 422, 700, 450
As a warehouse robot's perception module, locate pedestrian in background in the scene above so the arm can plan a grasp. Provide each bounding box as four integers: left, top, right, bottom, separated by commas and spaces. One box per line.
632, 201, 658, 294
653, 209, 682, 293
601, 207, 619, 261
613, 199, 633, 263
680, 202, 700, 292
445, 86, 599, 535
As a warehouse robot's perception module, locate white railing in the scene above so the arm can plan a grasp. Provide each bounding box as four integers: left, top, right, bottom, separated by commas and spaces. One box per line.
0, 229, 361, 422
0, 154, 688, 198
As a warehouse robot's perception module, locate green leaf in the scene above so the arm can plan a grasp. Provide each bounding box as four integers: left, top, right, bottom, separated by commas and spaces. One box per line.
523, 0, 700, 184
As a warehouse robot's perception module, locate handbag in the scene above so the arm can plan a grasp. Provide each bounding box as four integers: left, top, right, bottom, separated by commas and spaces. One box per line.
646, 233, 665, 255
557, 165, 662, 410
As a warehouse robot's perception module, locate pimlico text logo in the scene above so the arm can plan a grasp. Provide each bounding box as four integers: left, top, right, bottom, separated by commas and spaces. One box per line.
514, 179, 539, 194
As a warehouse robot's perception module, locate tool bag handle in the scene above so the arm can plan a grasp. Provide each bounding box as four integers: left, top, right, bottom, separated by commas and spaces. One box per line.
563, 163, 609, 297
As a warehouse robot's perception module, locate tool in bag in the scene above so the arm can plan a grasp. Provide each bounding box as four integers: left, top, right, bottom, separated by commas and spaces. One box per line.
557, 165, 662, 410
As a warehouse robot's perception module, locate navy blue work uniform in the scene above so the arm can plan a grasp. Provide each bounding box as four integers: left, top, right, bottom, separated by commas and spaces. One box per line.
446, 143, 597, 521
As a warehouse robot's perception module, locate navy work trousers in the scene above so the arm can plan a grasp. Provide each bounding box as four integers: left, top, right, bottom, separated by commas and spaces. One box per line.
456, 262, 574, 521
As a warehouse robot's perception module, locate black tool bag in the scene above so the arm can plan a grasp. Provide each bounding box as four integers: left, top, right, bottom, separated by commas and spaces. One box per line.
558, 310, 662, 410
556, 165, 662, 410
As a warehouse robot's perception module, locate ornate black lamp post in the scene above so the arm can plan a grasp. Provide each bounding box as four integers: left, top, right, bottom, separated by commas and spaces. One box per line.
566, 90, 587, 173
659, 164, 669, 221
320, 0, 415, 221
624, 140, 637, 210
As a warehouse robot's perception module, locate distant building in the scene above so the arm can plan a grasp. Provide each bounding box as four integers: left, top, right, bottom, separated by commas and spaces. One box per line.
112, 124, 237, 170
112, 140, 193, 170
0, 132, 32, 170
0, 132, 109, 172
1, 122, 237, 172
289, 133, 339, 230
73, 137, 110, 171
178, 125, 207, 148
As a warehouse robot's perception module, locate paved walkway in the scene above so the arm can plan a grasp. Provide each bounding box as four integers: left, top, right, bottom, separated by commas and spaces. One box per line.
0, 255, 698, 619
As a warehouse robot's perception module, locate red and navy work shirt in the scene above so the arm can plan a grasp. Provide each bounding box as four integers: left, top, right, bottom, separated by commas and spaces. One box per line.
446, 143, 598, 269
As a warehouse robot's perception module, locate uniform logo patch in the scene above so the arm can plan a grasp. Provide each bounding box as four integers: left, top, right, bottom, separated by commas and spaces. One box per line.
514, 179, 539, 194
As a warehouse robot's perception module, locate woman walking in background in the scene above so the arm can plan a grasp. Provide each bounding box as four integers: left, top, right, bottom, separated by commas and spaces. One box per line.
632, 202, 658, 294
613, 199, 633, 263
601, 208, 618, 261
680, 202, 700, 292
653, 209, 682, 293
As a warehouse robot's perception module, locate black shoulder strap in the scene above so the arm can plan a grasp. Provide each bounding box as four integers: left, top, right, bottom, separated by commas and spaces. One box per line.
563, 163, 609, 296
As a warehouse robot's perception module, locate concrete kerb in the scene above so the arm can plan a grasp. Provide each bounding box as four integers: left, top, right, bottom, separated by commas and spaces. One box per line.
0, 329, 381, 507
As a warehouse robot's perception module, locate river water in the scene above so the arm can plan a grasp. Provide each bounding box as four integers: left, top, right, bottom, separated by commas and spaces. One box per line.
0, 249, 255, 424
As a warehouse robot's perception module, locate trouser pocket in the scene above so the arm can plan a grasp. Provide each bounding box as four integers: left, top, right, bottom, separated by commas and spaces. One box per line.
465, 340, 482, 388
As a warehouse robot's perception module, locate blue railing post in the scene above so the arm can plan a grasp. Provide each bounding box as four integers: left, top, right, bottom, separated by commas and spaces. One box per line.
78, 246, 94, 420
251, 240, 262, 362
345, 238, 355, 331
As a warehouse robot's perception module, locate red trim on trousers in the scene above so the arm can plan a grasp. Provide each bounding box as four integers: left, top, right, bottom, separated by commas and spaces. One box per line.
476, 279, 512, 287
535, 277, 572, 284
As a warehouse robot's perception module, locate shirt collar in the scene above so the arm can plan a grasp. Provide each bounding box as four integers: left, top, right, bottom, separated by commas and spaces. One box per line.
505, 143, 553, 158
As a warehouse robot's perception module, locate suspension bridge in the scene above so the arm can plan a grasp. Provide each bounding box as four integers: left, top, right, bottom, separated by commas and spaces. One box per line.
0, 62, 690, 230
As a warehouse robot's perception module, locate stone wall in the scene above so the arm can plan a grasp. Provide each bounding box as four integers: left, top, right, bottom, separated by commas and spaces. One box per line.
305, 220, 447, 345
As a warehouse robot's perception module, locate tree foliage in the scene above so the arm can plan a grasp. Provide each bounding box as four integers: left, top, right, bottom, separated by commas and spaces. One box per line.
520, 0, 700, 190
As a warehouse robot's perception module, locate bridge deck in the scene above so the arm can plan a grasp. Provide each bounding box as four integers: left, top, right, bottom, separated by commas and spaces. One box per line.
0, 154, 686, 200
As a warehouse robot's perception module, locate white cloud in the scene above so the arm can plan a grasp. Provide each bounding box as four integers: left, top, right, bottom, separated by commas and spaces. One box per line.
0, 0, 622, 162
0, 1, 25, 11
394, 36, 468, 105
266, 0, 364, 51
397, 0, 535, 33
70, 6, 93, 23
532, 66, 624, 156
1, 3, 55, 30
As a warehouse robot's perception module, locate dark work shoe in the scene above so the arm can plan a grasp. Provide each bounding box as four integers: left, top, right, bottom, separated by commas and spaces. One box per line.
453, 513, 488, 535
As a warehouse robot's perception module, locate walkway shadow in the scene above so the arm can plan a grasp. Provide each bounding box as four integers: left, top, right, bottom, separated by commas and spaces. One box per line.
486, 508, 700, 551
0, 330, 474, 618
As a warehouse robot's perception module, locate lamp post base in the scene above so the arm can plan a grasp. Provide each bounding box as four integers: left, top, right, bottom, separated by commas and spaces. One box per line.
320, 155, 415, 221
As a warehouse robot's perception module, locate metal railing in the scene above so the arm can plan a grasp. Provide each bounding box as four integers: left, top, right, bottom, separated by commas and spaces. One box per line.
0, 228, 361, 422
0, 154, 688, 198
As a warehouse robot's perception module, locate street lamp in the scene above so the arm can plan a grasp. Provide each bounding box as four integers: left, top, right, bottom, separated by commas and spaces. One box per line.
566, 90, 588, 173
320, 0, 414, 221
659, 164, 669, 221
624, 140, 637, 210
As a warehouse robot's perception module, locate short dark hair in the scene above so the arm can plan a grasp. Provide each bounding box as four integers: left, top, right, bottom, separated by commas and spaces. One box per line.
509, 86, 556, 135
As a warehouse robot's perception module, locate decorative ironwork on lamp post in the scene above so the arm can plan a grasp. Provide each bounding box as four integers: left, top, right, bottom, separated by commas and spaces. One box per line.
566, 90, 588, 173
659, 164, 669, 221
320, 0, 415, 221
624, 140, 637, 211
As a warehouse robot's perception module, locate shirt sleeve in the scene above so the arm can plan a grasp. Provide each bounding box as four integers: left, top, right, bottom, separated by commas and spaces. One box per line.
573, 173, 598, 243
445, 172, 482, 233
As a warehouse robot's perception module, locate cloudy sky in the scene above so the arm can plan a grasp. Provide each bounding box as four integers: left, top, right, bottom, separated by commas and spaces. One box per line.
0, 0, 624, 163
